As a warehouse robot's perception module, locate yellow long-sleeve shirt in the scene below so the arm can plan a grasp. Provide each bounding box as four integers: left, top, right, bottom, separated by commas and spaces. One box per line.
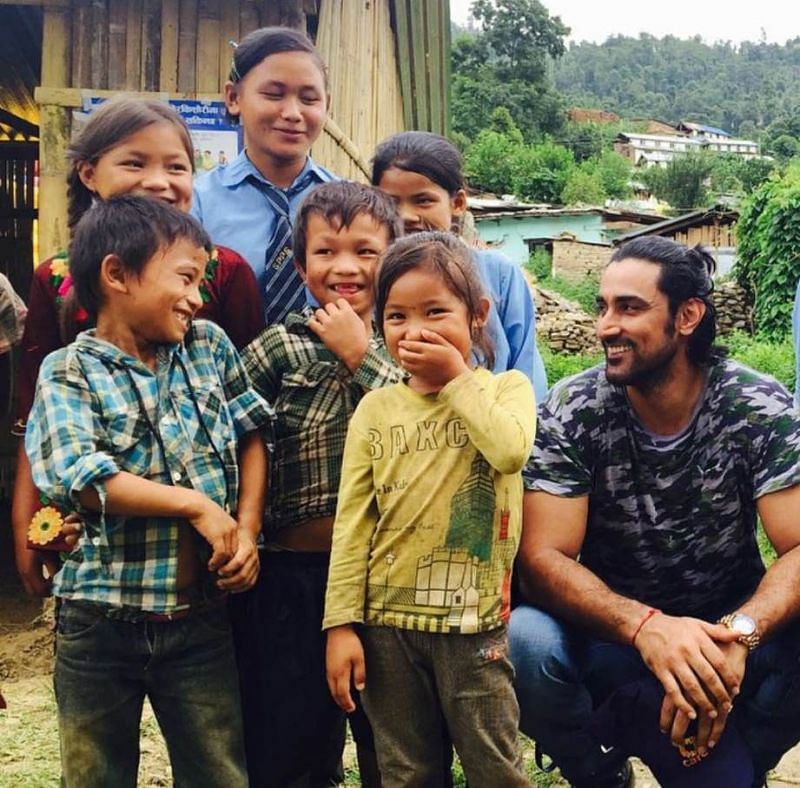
323, 368, 536, 634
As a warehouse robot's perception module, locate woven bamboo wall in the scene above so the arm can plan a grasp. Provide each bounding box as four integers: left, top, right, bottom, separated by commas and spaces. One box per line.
314, 0, 404, 181
62, 0, 316, 95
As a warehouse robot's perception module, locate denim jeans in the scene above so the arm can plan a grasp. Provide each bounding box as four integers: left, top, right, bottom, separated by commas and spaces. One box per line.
360, 625, 529, 788
509, 604, 800, 783
54, 598, 248, 788
228, 550, 346, 787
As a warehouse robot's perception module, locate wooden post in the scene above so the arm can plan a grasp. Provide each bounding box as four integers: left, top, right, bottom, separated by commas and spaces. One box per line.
39, 4, 72, 260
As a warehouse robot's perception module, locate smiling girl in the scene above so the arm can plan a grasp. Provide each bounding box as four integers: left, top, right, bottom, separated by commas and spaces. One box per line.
192, 27, 336, 325
372, 130, 549, 403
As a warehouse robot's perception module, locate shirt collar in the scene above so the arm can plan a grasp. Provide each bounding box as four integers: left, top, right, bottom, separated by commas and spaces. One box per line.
73, 329, 183, 373
219, 150, 327, 195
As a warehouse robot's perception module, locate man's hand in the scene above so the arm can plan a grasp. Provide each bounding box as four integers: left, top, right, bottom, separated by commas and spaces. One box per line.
397, 329, 470, 389
635, 613, 741, 722
659, 640, 748, 753
308, 299, 370, 372
186, 498, 239, 572
326, 624, 365, 712
216, 528, 260, 592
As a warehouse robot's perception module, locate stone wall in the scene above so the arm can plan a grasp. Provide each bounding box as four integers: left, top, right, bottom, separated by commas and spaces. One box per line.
713, 280, 753, 335
551, 239, 612, 283
532, 279, 754, 356
533, 286, 600, 355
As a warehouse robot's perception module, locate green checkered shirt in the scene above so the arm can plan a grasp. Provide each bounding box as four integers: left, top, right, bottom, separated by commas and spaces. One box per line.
243, 309, 402, 534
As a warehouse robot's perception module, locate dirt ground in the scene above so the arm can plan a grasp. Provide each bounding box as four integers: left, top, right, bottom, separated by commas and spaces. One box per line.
3, 514, 800, 787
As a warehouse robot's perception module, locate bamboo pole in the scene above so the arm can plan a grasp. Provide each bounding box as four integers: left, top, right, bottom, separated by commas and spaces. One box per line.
38, 5, 71, 259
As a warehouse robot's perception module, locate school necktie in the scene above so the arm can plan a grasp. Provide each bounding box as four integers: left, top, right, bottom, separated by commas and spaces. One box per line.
256, 178, 308, 325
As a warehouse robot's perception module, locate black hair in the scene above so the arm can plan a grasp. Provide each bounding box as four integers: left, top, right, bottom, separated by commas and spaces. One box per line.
69, 195, 212, 321
371, 131, 465, 196
293, 181, 403, 269
226, 26, 328, 124
610, 236, 718, 366
375, 231, 495, 369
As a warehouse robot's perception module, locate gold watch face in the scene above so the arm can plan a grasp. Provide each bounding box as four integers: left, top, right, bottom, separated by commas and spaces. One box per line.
730, 613, 756, 637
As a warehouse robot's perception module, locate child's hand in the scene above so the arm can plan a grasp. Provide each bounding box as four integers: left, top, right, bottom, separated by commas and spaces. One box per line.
216, 528, 260, 593
398, 329, 470, 389
62, 512, 83, 549
187, 498, 239, 572
308, 299, 370, 372
326, 624, 366, 712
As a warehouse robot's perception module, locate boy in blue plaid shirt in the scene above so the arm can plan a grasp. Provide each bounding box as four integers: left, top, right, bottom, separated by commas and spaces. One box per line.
235, 181, 402, 787
25, 195, 272, 788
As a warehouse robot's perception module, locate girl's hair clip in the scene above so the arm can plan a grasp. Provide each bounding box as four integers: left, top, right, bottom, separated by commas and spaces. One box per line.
228, 40, 241, 82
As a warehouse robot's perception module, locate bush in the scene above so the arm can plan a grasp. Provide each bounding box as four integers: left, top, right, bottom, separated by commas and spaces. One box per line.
722, 330, 795, 391
525, 249, 552, 280
538, 344, 601, 385
735, 164, 800, 339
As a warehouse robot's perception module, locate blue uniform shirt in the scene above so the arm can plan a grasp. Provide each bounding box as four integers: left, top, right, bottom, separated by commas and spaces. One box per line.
192, 151, 335, 298
475, 248, 548, 403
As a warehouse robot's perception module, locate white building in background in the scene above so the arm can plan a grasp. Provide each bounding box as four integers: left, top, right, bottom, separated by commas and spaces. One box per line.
615, 121, 760, 168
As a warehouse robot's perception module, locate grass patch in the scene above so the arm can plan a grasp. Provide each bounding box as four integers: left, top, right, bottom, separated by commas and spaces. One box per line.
538, 273, 601, 315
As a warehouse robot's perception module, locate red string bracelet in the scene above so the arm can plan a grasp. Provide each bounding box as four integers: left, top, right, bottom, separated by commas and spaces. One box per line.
632, 608, 661, 646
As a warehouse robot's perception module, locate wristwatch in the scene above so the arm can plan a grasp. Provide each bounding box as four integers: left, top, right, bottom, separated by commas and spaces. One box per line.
717, 612, 760, 651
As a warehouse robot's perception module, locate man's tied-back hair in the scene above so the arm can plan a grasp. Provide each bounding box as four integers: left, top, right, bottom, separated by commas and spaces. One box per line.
292, 180, 403, 269
69, 195, 212, 320
610, 236, 718, 366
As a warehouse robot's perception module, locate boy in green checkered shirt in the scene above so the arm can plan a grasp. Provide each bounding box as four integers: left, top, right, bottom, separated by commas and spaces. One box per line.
236, 181, 402, 786
25, 195, 272, 787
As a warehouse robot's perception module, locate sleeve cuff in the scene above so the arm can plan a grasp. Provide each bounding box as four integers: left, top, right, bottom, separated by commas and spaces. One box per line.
67, 451, 120, 503
351, 345, 401, 389
227, 389, 276, 438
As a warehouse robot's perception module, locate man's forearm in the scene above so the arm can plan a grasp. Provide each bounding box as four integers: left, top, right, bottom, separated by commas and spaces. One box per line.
736, 544, 800, 641
522, 547, 654, 644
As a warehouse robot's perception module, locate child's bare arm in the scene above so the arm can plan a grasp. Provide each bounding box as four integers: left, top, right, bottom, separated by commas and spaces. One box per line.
308, 300, 370, 372
77, 473, 238, 571
325, 624, 366, 712
217, 430, 268, 592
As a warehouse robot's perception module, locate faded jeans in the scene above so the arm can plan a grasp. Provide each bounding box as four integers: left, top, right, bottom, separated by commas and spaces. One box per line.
509, 604, 800, 784
54, 598, 248, 788
360, 625, 529, 788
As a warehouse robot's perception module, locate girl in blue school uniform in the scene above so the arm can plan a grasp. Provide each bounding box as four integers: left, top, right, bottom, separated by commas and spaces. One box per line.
192, 27, 335, 326
371, 130, 549, 403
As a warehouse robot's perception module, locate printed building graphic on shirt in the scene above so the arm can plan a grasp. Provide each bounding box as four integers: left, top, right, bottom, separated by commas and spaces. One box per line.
369, 453, 516, 633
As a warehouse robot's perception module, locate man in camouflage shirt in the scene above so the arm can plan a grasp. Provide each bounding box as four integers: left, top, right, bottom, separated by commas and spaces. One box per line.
509, 237, 800, 788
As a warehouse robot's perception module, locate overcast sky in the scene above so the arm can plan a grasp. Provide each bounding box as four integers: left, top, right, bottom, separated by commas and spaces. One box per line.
450, 0, 800, 45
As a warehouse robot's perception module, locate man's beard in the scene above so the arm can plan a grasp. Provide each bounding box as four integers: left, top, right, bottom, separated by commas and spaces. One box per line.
604, 329, 679, 393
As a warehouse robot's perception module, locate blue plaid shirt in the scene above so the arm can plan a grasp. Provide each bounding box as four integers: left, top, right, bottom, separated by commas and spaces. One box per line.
26, 319, 273, 613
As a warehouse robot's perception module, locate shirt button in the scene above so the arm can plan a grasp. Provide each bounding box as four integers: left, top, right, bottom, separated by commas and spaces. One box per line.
172, 471, 182, 483
92, 537, 101, 546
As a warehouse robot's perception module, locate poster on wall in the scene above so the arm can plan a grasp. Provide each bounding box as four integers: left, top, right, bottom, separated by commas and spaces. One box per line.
75, 96, 241, 175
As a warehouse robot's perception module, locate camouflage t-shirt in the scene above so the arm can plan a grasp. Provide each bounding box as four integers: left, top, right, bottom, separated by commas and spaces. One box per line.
524, 358, 800, 621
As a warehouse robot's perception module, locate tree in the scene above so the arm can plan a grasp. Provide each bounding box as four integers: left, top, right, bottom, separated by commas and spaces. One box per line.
511, 140, 575, 202
451, 0, 570, 141
464, 128, 522, 196
470, 0, 570, 83
641, 152, 715, 211
562, 167, 606, 205
593, 150, 633, 199
735, 164, 800, 337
